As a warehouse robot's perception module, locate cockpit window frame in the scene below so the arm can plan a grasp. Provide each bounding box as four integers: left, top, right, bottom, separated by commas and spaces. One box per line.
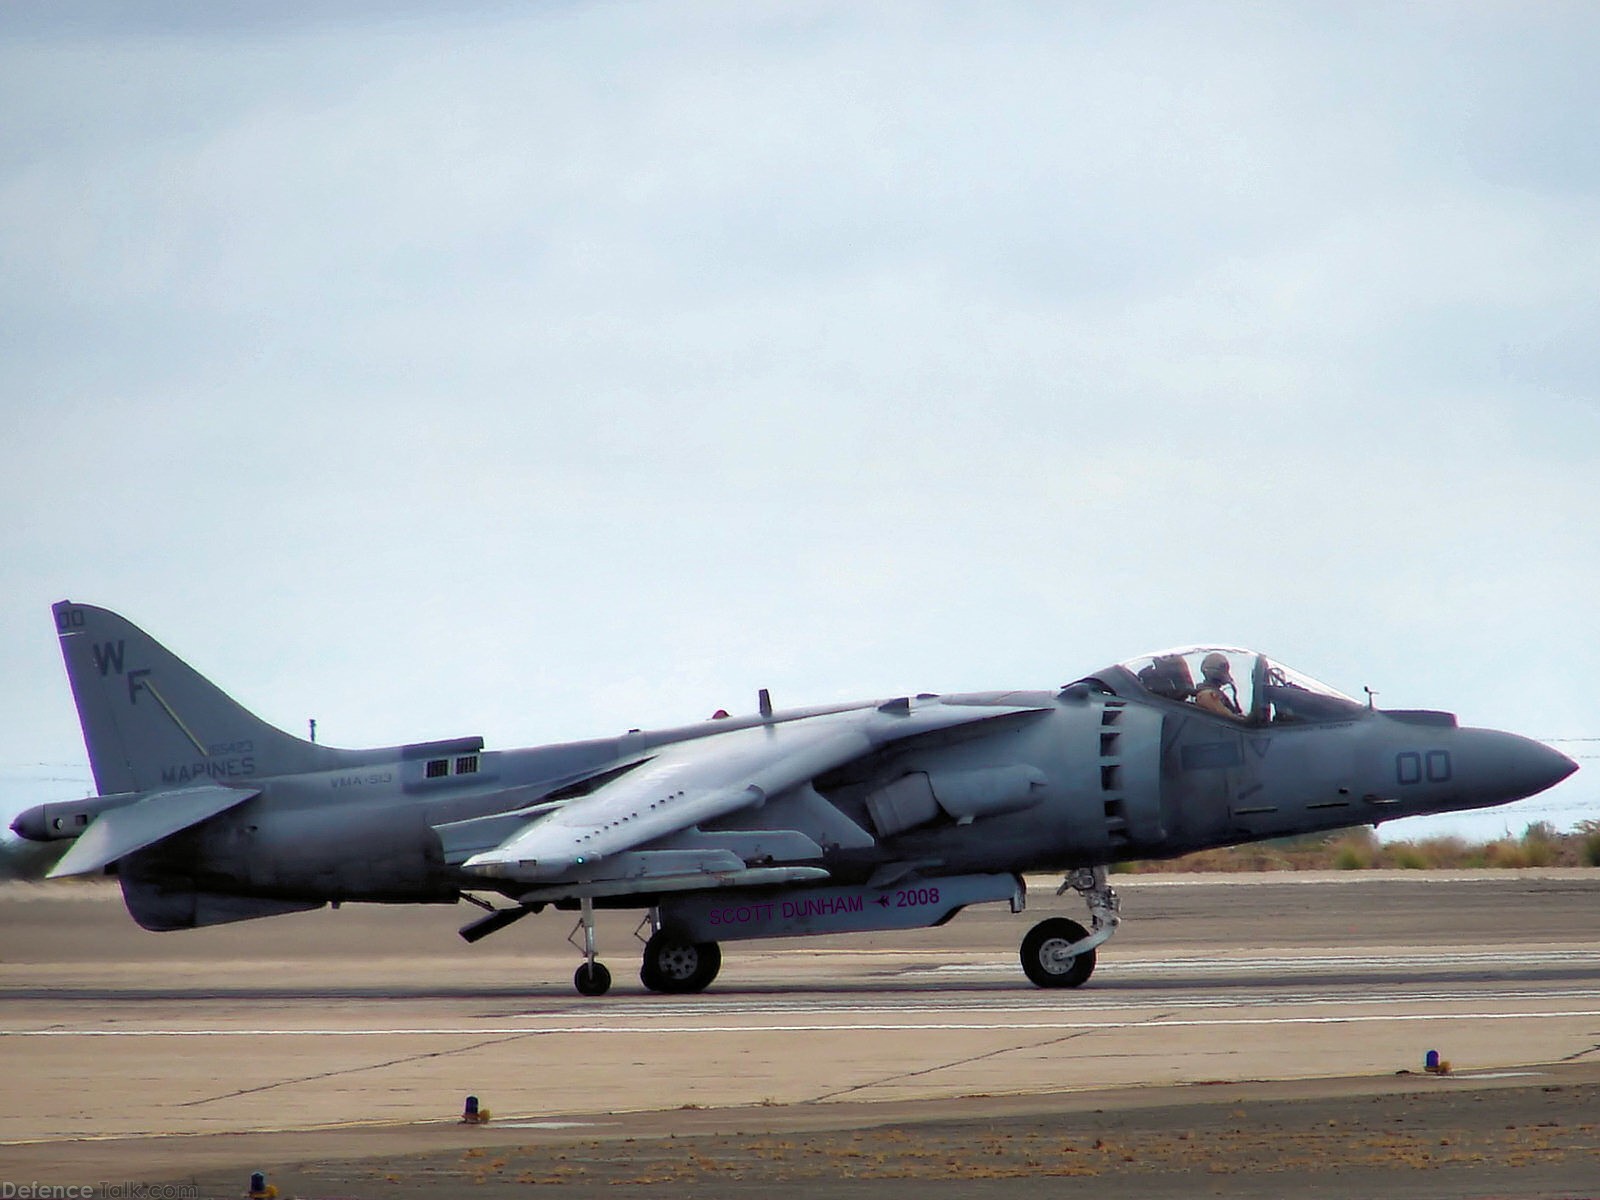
1104, 648, 1366, 727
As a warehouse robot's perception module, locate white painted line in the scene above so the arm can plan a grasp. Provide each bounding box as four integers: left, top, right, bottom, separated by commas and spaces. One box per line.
630, 988, 1600, 1017
922, 949, 1600, 975
5, 1010, 1600, 1037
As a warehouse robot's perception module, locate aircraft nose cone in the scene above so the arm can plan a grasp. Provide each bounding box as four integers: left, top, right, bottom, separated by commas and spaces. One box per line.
1527, 738, 1579, 793
9, 807, 47, 841
1458, 730, 1578, 804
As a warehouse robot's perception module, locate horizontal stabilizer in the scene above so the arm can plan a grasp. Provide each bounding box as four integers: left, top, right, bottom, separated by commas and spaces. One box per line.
47, 784, 260, 878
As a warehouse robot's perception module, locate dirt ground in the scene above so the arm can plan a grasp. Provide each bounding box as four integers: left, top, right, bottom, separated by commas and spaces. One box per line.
172, 1068, 1600, 1200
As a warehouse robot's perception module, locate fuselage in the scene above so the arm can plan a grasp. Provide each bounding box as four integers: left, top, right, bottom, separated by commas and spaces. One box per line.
104, 681, 1573, 921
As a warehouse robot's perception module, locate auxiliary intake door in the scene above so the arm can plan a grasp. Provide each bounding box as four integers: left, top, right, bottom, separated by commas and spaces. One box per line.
1095, 699, 1169, 853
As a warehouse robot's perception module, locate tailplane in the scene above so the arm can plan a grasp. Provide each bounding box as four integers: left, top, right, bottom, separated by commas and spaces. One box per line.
54, 601, 359, 794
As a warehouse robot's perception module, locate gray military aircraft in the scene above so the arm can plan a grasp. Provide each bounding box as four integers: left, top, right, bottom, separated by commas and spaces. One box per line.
14, 602, 1577, 995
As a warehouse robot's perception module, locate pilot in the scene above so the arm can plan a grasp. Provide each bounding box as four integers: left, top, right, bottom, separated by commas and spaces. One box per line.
1194, 652, 1245, 719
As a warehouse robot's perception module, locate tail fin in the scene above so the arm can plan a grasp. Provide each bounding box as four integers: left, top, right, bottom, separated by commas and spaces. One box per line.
54, 601, 359, 793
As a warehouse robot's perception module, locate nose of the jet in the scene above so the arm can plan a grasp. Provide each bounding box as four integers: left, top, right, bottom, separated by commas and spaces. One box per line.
1526, 737, 1579, 794
1456, 729, 1578, 804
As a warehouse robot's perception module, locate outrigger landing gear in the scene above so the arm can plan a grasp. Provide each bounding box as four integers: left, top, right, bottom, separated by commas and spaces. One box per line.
1019, 867, 1121, 989
569, 896, 612, 997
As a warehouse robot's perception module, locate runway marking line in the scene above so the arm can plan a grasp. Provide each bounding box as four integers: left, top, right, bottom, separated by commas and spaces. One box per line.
597, 987, 1600, 1016
7, 1009, 1600, 1037
926, 949, 1600, 974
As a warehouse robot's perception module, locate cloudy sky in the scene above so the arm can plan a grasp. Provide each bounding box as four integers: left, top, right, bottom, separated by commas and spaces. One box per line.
1, 1, 1595, 859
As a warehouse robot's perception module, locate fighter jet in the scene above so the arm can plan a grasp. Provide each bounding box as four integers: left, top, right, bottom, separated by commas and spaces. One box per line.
13, 603, 1577, 996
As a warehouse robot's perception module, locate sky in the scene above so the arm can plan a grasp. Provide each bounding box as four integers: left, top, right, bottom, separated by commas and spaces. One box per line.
1, 1, 1596, 870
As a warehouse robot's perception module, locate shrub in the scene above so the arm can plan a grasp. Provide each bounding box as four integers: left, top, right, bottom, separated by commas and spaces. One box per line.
1579, 820, 1600, 868
1333, 845, 1367, 870
1388, 845, 1429, 870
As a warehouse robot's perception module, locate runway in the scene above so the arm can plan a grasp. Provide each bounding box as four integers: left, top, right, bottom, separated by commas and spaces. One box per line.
4, 870, 1600, 1196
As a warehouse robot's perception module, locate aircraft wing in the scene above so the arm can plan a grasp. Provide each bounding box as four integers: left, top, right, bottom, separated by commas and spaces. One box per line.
47, 783, 260, 878
461, 699, 1048, 889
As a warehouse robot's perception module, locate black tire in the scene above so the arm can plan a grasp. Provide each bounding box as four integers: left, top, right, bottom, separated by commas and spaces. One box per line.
640, 956, 664, 993
641, 932, 722, 994
574, 961, 612, 996
1020, 917, 1096, 988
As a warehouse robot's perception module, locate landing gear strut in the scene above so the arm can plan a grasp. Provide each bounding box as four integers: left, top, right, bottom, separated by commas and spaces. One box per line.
1019, 867, 1121, 989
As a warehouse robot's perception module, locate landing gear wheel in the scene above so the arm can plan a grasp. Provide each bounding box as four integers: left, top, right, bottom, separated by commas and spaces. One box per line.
1020, 917, 1096, 988
640, 957, 664, 992
641, 932, 721, 994
574, 961, 612, 996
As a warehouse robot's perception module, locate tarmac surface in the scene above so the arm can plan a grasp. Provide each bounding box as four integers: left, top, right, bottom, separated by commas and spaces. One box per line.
4, 870, 1600, 1198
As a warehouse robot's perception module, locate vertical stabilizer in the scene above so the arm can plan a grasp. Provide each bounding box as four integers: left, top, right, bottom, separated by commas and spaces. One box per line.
53, 601, 359, 794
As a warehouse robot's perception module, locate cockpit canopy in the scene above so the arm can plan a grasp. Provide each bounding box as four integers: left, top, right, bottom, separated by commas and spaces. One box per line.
1108, 647, 1366, 725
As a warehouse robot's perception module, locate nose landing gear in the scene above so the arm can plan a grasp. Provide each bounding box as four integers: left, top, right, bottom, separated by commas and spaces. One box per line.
1020, 917, 1096, 987
1019, 867, 1121, 989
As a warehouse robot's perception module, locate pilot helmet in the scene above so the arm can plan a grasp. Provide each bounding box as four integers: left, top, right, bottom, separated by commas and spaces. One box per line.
1201, 652, 1232, 683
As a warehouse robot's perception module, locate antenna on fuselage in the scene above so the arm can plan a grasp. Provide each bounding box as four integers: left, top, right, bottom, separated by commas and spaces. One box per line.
309, 718, 317, 743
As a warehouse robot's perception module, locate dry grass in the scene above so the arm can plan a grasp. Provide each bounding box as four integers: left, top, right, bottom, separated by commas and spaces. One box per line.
1113, 821, 1600, 874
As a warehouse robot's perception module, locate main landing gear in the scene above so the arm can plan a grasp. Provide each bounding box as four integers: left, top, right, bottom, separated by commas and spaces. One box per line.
566, 899, 723, 997
1019, 867, 1121, 989
639, 930, 722, 994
